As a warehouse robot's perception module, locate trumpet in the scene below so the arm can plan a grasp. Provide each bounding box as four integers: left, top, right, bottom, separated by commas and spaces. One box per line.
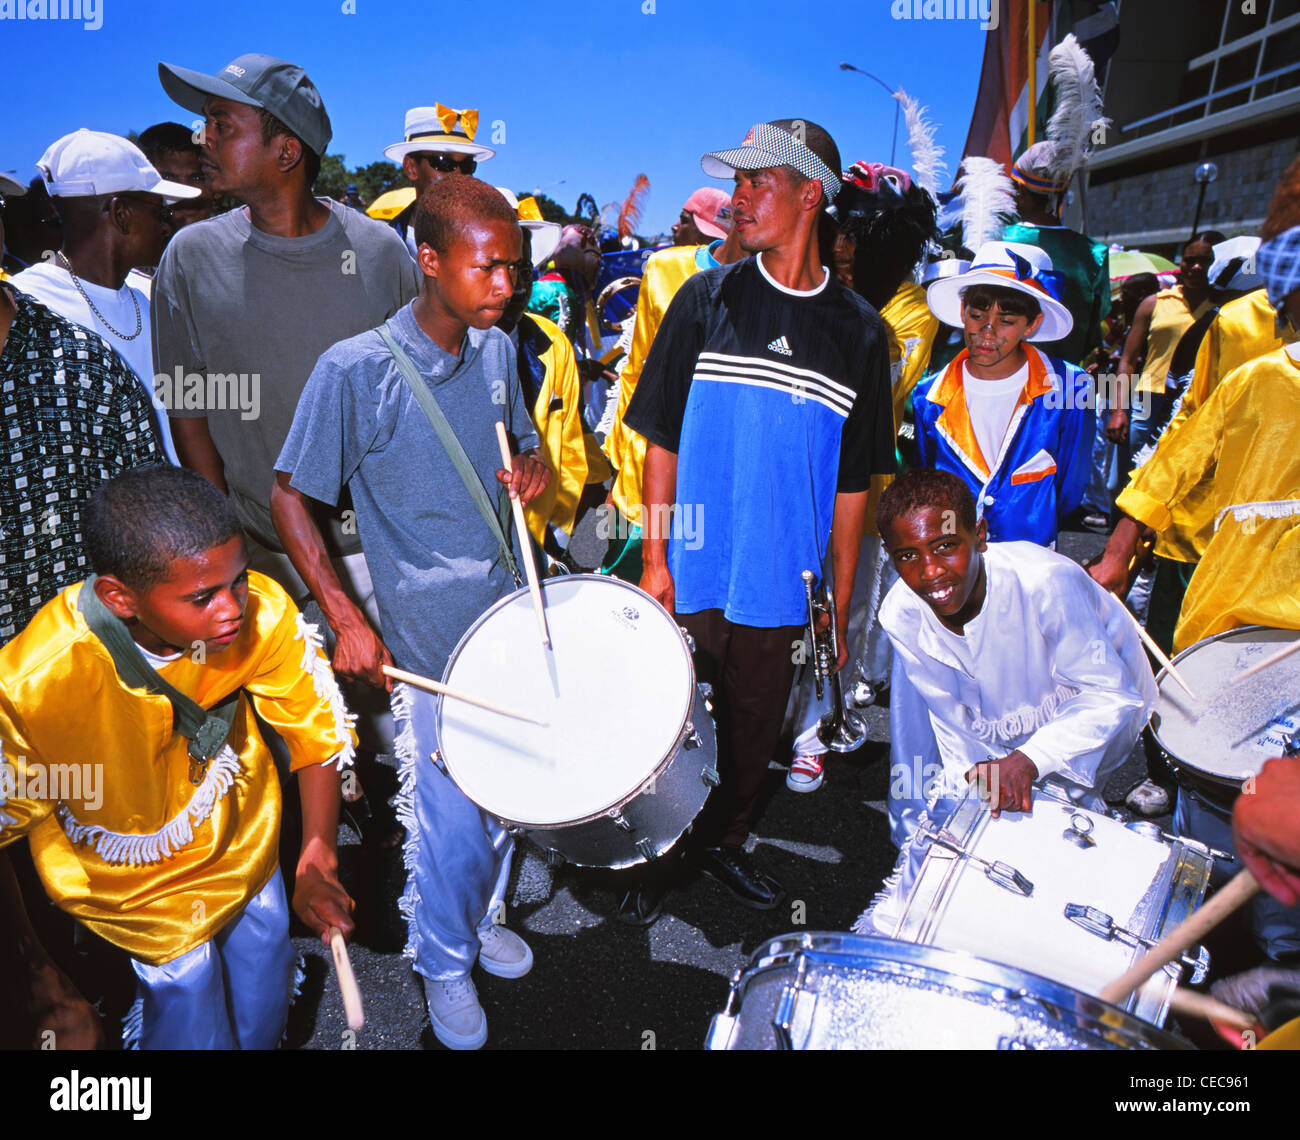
801, 570, 867, 753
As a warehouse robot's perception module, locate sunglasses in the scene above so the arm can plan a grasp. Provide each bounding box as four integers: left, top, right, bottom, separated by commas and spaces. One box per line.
417, 153, 477, 175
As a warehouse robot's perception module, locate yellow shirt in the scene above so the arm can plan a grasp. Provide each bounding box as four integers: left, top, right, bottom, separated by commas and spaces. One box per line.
1136, 285, 1212, 395
604, 245, 709, 526
1143, 289, 1293, 562
0, 573, 357, 964
881, 280, 941, 432
869, 281, 941, 529
1117, 347, 1300, 652
521, 312, 611, 543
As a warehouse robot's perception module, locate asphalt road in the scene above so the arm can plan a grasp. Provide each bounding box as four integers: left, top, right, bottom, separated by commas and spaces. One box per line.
286, 516, 1167, 1051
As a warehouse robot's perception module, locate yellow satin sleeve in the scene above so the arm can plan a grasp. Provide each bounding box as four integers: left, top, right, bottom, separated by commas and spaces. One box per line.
1118, 349, 1300, 652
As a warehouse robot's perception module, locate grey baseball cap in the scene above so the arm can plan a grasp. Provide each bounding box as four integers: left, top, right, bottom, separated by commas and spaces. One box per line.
158, 53, 332, 157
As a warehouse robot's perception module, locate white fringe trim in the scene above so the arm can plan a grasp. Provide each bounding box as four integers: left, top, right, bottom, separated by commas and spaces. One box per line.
121, 995, 143, 1050
293, 614, 357, 770
969, 683, 1079, 744
58, 744, 242, 866
1214, 499, 1300, 532
852, 802, 936, 935
391, 682, 423, 964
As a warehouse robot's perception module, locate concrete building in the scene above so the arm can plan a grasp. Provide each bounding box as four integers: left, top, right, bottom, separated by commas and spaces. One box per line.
1080, 0, 1299, 254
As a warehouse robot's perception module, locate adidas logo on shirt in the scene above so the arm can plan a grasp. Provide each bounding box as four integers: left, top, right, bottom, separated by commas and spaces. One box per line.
767, 335, 793, 356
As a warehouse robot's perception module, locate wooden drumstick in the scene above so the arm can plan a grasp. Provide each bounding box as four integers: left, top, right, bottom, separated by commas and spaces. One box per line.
1231, 638, 1300, 685
494, 421, 551, 650
1099, 869, 1260, 1006
1166, 986, 1257, 1032
1126, 608, 1198, 701
329, 926, 365, 1032
382, 664, 549, 727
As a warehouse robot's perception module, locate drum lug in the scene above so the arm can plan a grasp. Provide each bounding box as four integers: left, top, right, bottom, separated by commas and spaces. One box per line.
683, 725, 702, 750
701, 765, 721, 788
679, 626, 696, 653
545, 847, 567, 868
1182, 944, 1211, 986
635, 837, 657, 861
507, 825, 526, 838
696, 681, 713, 703
609, 811, 635, 834
771, 953, 812, 1050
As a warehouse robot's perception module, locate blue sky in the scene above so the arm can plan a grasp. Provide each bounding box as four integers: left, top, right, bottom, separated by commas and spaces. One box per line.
3, 0, 988, 235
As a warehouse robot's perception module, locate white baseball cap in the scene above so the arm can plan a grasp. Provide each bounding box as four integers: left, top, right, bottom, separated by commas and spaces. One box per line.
36, 129, 201, 201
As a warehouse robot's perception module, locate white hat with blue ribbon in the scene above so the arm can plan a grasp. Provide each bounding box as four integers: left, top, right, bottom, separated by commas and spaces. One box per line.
926, 240, 1074, 343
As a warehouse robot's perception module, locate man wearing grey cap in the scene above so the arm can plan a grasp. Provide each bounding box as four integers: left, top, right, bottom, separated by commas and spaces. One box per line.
152, 53, 419, 842
10, 129, 201, 466
622, 119, 895, 921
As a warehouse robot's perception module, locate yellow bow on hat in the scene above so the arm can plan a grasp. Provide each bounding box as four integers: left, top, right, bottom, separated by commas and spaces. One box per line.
435, 103, 478, 141
516, 196, 544, 222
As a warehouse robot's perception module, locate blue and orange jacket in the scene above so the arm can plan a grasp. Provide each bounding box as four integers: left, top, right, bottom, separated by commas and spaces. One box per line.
911, 345, 1092, 547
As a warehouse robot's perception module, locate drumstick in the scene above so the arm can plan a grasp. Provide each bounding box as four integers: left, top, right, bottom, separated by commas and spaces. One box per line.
1166, 986, 1257, 1032
1231, 637, 1300, 684
329, 926, 365, 1032
382, 664, 549, 727
1099, 869, 1260, 1006
494, 421, 551, 650
1126, 608, 1198, 701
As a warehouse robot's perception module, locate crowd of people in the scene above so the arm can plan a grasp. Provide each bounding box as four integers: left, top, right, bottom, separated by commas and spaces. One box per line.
2, 48, 1299, 1052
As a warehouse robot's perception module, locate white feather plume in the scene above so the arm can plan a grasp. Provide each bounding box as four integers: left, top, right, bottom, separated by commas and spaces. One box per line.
893, 88, 947, 199
1046, 33, 1111, 185
955, 156, 1015, 253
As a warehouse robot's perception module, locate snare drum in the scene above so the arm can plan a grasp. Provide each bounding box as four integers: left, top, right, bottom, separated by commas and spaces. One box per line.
1147, 626, 1300, 810
434, 574, 718, 869
705, 932, 1191, 1050
877, 785, 1213, 1026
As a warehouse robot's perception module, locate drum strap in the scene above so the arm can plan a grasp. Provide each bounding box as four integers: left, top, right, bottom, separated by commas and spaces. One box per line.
377, 324, 523, 587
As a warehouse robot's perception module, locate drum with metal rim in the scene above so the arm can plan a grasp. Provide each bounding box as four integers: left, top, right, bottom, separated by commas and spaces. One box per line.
705, 932, 1192, 1050
436, 574, 717, 869
1147, 625, 1300, 810
877, 784, 1214, 1027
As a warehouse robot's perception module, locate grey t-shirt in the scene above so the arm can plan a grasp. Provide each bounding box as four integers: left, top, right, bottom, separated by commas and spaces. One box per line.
275, 302, 539, 679
152, 199, 419, 554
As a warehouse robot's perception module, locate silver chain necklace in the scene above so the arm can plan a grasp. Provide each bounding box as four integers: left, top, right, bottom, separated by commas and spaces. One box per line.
56, 250, 141, 341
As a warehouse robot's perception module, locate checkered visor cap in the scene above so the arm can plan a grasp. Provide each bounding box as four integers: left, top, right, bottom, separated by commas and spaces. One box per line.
702, 122, 842, 203
1256, 225, 1300, 310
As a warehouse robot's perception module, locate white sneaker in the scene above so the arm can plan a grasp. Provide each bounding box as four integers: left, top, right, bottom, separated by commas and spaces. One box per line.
477, 925, 534, 979
786, 753, 825, 792
422, 975, 487, 1050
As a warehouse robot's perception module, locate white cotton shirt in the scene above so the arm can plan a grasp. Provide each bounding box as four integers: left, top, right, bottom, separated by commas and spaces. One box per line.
962, 360, 1027, 472
10, 260, 177, 464
881, 540, 1157, 809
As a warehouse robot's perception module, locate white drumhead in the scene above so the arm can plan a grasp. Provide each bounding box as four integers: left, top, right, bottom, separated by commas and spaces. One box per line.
438, 575, 692, 826
1151, 626, 1300, 783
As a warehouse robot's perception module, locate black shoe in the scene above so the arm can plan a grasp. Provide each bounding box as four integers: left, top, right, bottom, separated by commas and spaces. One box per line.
616, 885, 666, 926
698, 846, 786, 910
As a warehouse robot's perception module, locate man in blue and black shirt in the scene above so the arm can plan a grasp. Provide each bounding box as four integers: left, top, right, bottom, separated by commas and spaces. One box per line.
625, 118, 896, 921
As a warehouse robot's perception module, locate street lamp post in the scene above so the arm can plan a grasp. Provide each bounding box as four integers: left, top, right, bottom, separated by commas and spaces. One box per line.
839, 62, 899, 168
1190, 162, 1218, 239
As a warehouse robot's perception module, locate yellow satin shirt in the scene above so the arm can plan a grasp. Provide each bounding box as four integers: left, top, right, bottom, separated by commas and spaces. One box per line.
869, 281, 941, 529
604, 245, 708, 527
882, 280, 941, 432
1143, 289, 1293, 563
1135, 286, 1212, 395
520, 312, 611, 544
0, 573, 357, 964
1117, 347, 1300, 652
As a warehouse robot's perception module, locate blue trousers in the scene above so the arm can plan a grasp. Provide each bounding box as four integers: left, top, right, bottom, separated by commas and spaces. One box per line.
397, 685, 514, 981
128, 871, 295, 1049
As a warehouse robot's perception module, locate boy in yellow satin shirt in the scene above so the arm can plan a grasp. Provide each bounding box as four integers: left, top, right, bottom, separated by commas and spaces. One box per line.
0, 465, 357, 1048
